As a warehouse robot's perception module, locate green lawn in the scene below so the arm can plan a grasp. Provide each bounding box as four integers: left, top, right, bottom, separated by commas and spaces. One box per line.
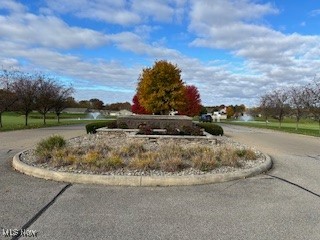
0, 112, 116, 132
225, 118, 320, 137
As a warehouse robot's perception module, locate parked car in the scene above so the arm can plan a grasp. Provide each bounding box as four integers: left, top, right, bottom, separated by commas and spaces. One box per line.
199, 114, 213, 122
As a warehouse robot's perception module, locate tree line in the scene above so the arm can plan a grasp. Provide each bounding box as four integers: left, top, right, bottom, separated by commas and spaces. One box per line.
0, 69, 73, 127
257, 80, 320, 131
67, 98, 131, 112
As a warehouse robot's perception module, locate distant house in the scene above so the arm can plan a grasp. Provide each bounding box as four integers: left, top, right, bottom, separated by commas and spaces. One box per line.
119, 109, 133, 115
104, 109, 133, 116
219, 107, 227, 115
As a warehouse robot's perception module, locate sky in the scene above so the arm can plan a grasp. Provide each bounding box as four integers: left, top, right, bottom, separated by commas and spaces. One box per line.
0, 0, 320, 107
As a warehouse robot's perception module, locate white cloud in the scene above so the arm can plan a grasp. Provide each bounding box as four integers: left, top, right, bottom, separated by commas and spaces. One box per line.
0, 13, 109, 49
132, 0, 175, 22
309, 9, 320, 17
188, 0, 320, 93
1, 0, 319, 107
45, 0, 141, 25
0, 0, 26, 13
45, 0, 188, 25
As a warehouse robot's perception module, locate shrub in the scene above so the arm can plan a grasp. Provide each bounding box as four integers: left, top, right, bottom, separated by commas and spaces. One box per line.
105, 155, 125, 169
165, 126, 180, 135
105, 120, 118, 129
138, 124, 153, 135
181, 125, 203, 136
35, 135, 66, 160
196, 123, 224, 136
236, 149, 257, 160
86, 121, 109, 134
83, 150, 102, 164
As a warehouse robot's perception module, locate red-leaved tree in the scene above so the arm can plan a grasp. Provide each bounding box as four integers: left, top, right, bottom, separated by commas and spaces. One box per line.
132, 94, 149, 114
179, 85, 201, 116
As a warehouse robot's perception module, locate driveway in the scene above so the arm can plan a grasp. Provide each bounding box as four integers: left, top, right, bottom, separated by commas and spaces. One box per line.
1, 124, 319, 240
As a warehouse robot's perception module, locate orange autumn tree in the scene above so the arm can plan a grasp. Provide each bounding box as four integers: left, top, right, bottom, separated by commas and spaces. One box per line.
136, 60, 186, 115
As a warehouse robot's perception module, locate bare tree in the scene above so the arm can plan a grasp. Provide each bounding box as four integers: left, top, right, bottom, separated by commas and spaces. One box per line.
0, 69, 18, 127
288, 86, 307, 130
259, 93, 273, 126
304, 80, 320, 133
260, 89, 290, 128
52, 85, 74, 123
34, 74, 59, 125
12, 73, 38, 126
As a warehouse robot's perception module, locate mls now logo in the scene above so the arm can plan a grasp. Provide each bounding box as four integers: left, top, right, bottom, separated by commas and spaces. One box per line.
2, 228, 38, 238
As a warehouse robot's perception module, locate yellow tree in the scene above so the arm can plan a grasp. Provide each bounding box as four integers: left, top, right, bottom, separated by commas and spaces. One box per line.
137, 60, 186, 115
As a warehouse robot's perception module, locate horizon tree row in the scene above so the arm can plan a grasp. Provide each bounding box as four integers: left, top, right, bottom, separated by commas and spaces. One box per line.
0, 69, 73, 127
258, 80, 320, 131
132, 60, 202, 116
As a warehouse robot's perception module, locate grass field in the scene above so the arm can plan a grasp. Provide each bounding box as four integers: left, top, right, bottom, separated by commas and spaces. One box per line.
0, 112, 116, 132
225, 118, 320, 137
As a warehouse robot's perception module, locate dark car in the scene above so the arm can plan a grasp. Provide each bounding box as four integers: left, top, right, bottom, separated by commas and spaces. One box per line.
199, 114, 213, 122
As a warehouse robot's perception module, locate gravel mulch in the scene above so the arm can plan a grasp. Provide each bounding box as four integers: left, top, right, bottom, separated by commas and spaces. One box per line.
20, 131, 267, 177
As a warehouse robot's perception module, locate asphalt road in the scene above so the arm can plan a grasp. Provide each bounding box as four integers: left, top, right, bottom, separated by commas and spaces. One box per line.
0, 124, 319, 240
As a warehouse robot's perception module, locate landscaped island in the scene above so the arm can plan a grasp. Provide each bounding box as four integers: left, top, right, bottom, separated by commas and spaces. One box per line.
21, 128, 265, 176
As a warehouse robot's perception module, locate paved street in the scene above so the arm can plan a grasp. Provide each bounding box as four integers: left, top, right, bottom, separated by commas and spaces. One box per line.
1, 124, 319, 240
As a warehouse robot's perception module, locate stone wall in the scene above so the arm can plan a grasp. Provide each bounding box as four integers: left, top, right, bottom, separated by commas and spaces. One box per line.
117, 115, 193, 129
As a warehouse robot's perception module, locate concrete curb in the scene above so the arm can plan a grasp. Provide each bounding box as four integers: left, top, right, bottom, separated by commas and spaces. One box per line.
12, 152, 272, 186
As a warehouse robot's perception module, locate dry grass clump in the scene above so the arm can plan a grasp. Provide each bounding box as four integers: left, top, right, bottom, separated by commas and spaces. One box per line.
128, 152, 159, 170
34, 135, 258, 173
116, 142, 146, 157
160, 157, 186, 172
216, 146, 240, 167
191, 148, 217, 171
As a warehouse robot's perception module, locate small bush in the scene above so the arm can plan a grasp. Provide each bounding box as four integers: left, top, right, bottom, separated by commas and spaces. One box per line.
83, 150, 102, 164
35, 135, 66, 160
105, 155, 125, 169
236, 149, 257, 160
138, 125, 153, 135
105, 120, 118, 129
196, 123, 224, 136
181, 125, 203, 136
85, 121, 114, 134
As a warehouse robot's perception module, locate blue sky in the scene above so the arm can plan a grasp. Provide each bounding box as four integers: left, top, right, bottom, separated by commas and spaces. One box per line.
1, 0, 320, 106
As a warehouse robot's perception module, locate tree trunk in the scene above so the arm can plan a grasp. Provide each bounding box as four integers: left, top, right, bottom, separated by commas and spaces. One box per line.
57, 113, 60, 123
43, 113, 46, 125
0, 112, 2, 128
25, 113, 28, 126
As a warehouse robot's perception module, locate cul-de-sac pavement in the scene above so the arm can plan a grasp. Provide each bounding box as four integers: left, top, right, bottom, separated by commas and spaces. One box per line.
1, 124, 319, 240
